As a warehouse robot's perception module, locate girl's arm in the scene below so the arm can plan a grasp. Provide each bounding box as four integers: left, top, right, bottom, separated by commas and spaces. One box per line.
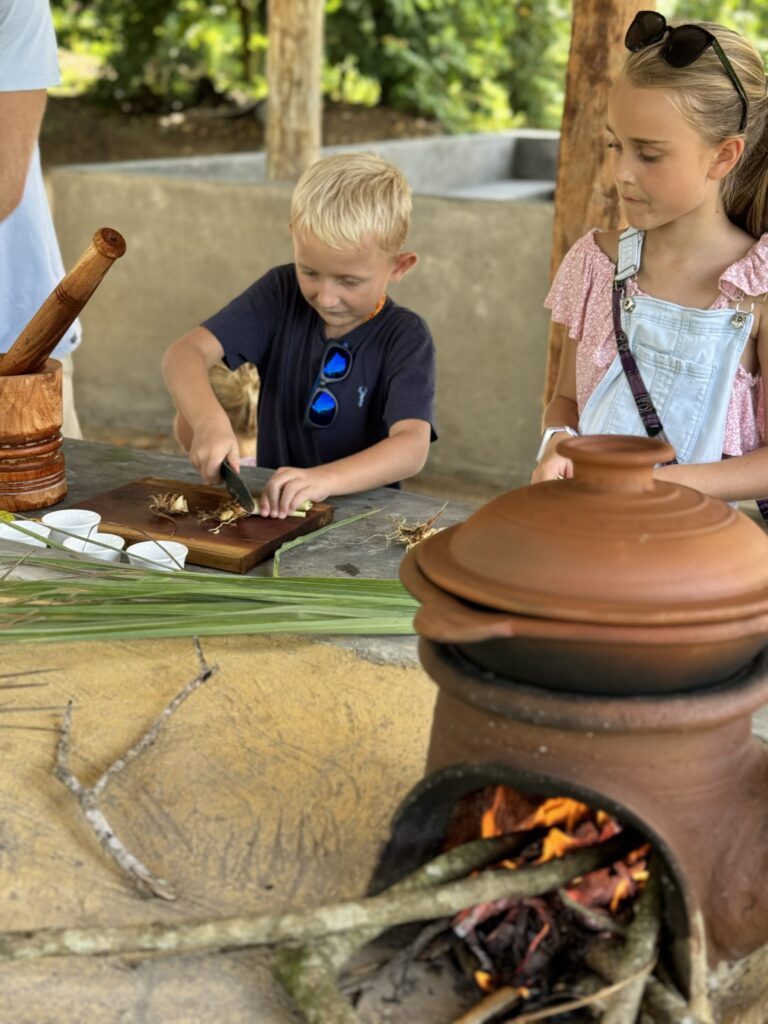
654, 307, 768, 502
654, 446, 768, 501
531, 322, 580, 483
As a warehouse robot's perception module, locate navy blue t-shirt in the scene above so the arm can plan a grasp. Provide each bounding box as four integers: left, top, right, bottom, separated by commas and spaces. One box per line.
202, 264, 437, 471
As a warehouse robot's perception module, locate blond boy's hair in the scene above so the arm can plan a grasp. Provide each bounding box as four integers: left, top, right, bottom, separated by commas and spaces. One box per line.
209, 362, 260, 436
290, 152, 412, 254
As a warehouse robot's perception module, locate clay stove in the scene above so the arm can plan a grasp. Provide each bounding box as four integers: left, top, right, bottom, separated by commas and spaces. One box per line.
376, 435, 768, 1005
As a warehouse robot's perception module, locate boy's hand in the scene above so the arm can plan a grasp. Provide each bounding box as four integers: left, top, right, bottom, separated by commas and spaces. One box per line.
189, 420, 241, 485
259, 466, 332, 518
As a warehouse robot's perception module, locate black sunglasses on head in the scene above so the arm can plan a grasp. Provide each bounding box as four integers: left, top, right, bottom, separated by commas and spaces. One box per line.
303, 342, 353, 429
625, 11, 748, 133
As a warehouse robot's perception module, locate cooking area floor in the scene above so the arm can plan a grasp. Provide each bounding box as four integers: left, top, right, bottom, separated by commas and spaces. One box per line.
2, 440, 768, 1022
0, 634, 439, 1023
4, 630, 766, 1023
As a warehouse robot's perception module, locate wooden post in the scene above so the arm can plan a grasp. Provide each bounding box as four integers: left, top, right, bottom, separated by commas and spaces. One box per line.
265, 0, 324, 182
542, 0, 653, 405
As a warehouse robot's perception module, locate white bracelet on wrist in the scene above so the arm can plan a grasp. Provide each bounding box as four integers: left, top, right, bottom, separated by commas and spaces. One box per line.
535, 425, 578, 463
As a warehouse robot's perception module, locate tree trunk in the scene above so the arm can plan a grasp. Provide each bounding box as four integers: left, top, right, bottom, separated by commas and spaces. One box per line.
542, 0, 654, 405
266, 0, 324, 182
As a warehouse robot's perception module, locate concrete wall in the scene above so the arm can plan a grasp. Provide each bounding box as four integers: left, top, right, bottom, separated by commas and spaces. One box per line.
51, 133, 555, 490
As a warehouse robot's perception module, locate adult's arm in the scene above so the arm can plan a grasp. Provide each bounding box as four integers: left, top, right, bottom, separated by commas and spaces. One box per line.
0, 89, 47, 221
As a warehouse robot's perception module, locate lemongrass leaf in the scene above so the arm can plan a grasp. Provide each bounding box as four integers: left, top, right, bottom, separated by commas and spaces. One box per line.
272, 508, 381, 577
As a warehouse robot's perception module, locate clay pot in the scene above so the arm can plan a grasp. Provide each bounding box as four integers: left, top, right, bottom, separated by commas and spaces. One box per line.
400, 435, 768, 694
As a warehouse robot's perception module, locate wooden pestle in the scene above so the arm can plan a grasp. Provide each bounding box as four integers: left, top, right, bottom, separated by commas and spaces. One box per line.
0, 227, 126, 376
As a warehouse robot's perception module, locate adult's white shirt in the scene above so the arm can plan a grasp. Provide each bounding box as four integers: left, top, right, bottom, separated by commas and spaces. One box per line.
0, 0, 80, 355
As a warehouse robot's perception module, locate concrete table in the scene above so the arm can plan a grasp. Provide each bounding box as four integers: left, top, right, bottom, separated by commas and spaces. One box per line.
4, 438, 478, 667
59, 438, 475, 580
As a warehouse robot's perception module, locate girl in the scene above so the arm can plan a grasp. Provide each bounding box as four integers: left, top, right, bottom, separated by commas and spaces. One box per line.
534, 11, 768, 505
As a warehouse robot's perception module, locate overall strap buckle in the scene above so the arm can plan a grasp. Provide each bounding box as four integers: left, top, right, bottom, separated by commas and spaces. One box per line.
614, 227, 644, 285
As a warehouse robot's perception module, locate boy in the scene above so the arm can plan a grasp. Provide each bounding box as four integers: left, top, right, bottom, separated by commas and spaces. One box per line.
162, 152, 437, 518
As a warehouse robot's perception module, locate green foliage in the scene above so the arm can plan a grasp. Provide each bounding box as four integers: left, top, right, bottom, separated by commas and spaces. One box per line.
51, 0, 572, 128
324, 0, 570, 131
669, 0, 768, 54
52, 0, 268, 108
46, 1, 768, 129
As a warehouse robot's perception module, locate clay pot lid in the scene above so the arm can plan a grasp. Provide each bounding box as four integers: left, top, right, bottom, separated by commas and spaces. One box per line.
414, 435, 768, 626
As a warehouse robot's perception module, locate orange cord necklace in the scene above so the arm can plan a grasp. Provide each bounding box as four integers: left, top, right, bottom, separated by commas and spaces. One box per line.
365, 295, 386, 322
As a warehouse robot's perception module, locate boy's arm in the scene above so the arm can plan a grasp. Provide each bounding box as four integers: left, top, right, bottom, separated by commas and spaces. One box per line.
161, 326, 241, 483
259, 418, 431, 518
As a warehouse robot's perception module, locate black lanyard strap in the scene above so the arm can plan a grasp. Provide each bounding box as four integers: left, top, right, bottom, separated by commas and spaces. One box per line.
611, 282, 678, 464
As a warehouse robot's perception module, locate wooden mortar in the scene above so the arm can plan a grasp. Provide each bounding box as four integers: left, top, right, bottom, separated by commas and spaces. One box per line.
0, 228, 126, 512
0, 360, 66, 511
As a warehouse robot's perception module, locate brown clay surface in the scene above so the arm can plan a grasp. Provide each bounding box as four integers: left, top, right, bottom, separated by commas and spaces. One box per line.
0, 634, 436, 1023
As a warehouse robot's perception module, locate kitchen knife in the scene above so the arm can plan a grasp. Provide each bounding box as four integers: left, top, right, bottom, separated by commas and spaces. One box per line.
220, 458, 256, 514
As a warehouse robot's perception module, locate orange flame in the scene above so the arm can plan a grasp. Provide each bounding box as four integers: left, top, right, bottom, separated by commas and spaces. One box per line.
474, 969, 495, 993
538, 826, 582, 863
521, 796, 591, 833
481, 786, 507, 838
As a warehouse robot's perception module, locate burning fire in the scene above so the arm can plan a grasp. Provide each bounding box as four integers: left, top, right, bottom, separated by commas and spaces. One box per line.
456, 787, 651, 996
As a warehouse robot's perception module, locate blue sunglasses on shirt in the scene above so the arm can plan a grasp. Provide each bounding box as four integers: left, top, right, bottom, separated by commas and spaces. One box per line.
303, 342, 353, 428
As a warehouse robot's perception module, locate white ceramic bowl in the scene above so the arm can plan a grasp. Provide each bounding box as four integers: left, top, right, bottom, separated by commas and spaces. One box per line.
126, 540, 188, 571
0, 520, 50, 547
41, 509, 101, 545
63, 532, 126, 563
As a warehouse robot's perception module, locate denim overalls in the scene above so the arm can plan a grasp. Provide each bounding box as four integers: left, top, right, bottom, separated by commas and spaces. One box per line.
579, 228, 754, 464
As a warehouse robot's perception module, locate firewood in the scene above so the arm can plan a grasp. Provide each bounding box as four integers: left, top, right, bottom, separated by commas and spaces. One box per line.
642, 975, 707, 1023
585, 861, 660, 1022
273, 830, 542, 1024
454, 967, 660, 1024
0, 832, 637, 963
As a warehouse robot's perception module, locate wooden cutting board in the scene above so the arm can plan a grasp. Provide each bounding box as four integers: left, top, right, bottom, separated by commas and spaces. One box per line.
73, 476, 334, 574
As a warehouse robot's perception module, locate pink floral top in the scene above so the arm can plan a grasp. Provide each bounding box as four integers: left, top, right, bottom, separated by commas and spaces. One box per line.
545, 229, 768, 456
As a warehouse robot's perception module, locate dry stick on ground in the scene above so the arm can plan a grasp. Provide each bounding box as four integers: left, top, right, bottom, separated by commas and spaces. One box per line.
53, 637, 218, 901
0, 832, 638, 963
274, 830, 545, 1024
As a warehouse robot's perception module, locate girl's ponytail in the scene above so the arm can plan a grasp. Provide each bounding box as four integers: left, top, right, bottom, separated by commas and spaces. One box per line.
723, 88, 768, 238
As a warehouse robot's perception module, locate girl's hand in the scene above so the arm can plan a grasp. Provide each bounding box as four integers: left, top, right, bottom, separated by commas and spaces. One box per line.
531, 452, 574, 484
259, 466, 332, 518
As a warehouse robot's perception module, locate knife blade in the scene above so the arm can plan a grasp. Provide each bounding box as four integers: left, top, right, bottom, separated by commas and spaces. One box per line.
220, 458, 256, 514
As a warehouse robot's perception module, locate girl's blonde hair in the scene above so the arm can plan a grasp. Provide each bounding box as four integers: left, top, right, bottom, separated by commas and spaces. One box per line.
209, 362, 260, 435
291, 152, 412, 254
624, 22, 768, 237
